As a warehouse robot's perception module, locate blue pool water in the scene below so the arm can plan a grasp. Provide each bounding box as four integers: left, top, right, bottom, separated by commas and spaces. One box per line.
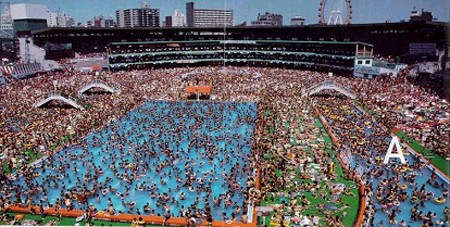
351, 126, 449, 226
353, 153, 448, 226
324, 103, 449, 226
5, 101, 257, 220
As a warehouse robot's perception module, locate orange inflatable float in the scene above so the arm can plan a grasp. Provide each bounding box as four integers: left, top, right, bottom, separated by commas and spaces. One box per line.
15, 214, 25, 221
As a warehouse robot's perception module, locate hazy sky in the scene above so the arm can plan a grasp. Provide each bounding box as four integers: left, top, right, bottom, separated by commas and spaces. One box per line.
8, 0, 449, 25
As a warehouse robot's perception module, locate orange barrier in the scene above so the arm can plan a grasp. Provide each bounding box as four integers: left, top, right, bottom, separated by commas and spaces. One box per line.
7, 165, 260, 227
254, 168, 261, 191
251, 168, 261, 227
7, 100, 258, 227
354, 186, 367, 227
186, 86, 212, 94
310, 99, 366, 227
7, 205, 257, 227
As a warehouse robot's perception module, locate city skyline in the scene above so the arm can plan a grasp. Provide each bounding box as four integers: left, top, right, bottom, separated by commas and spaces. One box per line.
7, 0, 449, 26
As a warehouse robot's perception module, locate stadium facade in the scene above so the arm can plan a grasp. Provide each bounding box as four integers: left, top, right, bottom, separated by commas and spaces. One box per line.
31, 21, 447, 62
28, 21, 448, 78
107, 40, 372, 74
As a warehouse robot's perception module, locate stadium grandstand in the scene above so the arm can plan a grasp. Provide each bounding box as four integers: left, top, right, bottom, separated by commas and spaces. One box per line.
31, 21, 447, 64
0, 8, 449, 227
108, 40, 372, 73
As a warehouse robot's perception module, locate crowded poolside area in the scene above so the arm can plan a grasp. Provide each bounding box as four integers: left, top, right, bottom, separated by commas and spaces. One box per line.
0, 66, 449, 226
313, 94, 449, 226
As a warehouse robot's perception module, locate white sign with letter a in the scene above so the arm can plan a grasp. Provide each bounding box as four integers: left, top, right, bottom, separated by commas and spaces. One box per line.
383, 136, 406, 164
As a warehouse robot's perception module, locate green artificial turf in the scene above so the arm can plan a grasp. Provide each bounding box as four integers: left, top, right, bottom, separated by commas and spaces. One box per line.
3, 213, 160, 227
394, 130, 450, 176
2, 132, 73, 174
259, 115, 359, 227
2, 149, 44, 174
314, 118, 359, 227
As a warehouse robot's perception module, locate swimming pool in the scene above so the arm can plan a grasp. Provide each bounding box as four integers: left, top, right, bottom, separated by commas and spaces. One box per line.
315, 99, 449, 226
3, 101, 257, 220
352, 124, 449, 226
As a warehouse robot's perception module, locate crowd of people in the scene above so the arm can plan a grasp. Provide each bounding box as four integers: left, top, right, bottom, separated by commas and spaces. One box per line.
257, 90, 358, 227
313, 94, 448, 226
0, 65, 448, 226
1, 101, 257, 222
348, 73, 449, 157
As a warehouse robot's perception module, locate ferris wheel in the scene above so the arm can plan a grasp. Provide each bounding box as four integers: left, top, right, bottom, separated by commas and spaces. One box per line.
318, 0, 353, 25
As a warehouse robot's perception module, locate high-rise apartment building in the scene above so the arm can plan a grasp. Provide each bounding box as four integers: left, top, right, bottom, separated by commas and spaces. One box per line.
186, 2, 233, 28
47, 11, 74, 27
164, 16, 172, 27
116, 4, 160, 28
186, 2, 194, 27
172, 10, 186, 27
116, 10, 125, 27
251, 12, 283, 26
